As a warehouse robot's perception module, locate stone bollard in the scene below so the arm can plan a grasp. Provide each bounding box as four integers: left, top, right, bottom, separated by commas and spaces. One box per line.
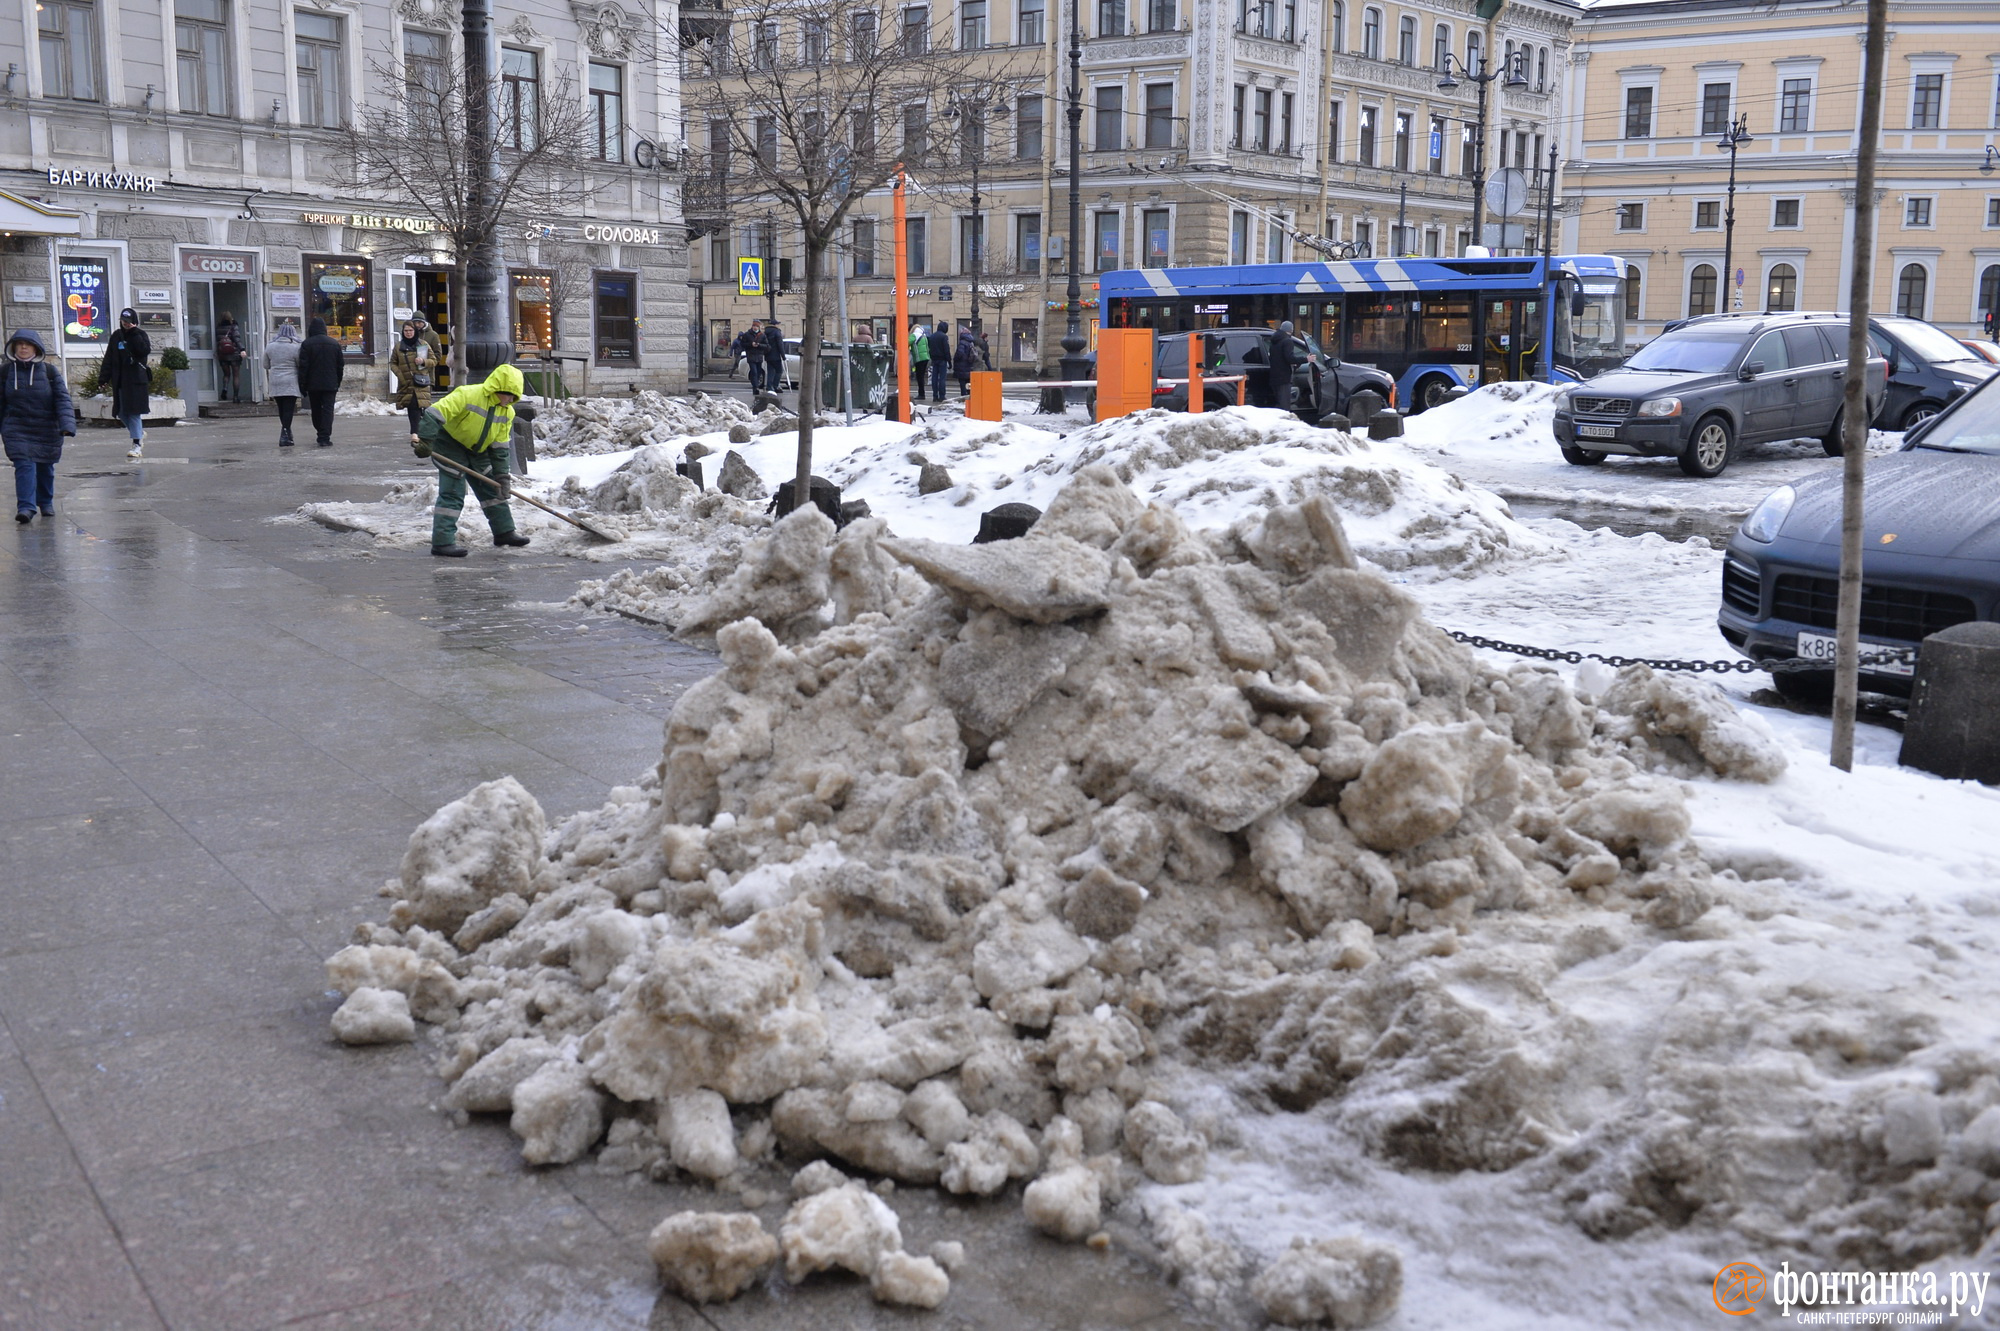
512, 404, 538, 465
1367, 409, 1405, 440
1346, 390, 1384, 429
1315, 413, 1352, 431
973, 502, 1042, 543
1899, 622, 2000, 782
675, 460, 704, 490
767, 475, 845, 526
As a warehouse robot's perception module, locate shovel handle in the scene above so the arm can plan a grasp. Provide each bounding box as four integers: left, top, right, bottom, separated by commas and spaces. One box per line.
430, 452, 596, 533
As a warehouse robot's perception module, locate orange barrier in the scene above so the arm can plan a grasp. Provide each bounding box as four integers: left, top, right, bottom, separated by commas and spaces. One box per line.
1188, 334, 1203, 413
1094, 328, 1156, 422
967, 371, 1002, 421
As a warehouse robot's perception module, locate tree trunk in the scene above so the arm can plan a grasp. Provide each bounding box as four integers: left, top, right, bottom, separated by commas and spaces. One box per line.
450, 260, 469, 388
796, 235, 827, 513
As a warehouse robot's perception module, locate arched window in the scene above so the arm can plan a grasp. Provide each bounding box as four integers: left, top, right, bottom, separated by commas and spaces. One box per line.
1397, 15, 1416, 64
1765, 263, 1797, 313
1467, 30, 1482, 72
1624, 264, 1642, 322
1329, 0, 1343, 51
1432, 23, 1449, 70
1897, 263, 1928, 319
1978, 264, 1999, 332
1688, 264, 1717, 318
1536, 46, 1548, 90
1362, 7, 1381, 59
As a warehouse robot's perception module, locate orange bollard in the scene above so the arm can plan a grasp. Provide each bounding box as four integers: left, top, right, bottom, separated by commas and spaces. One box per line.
1189, 333, 1203, 413
968, 370, 1002, 421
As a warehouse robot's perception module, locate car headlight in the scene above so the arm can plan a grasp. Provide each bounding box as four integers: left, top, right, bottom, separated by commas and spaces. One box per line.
1636, 397, 1682, 418
1741, 485, 1795, 543
1557, 391, 1575, 413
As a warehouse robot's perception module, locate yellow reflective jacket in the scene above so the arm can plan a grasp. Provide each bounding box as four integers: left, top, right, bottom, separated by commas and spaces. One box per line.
426, 363, 525, 452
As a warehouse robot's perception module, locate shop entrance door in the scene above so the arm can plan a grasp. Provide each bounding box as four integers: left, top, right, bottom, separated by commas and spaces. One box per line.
416, 270, 455, 389
183, 276, 257, 402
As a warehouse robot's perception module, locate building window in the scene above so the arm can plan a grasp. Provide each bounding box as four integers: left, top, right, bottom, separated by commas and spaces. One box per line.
1466, 29, 1480, 72
1011, 318, 1038, 361
1773, 198, 1801, 228
1397, 15, 1415, 65
1980, 265, 2000, 327
1361, 7, 1381, 59
1095, 86, 1122, 150
1017, 97, 1043, 159
1694, 200, 1719, 229
499, 47, 539, 149
956, 0, 987, 48
1229, 211, 1249, 264
1232, 85, 1245, 147
1460, 123, 1473, 175
1015, 213, 1041, 272
853, 219, 875, 276
1093, 211, 1120, 272
708, 234, 728, 280
589, 63, 624, 161
1779, 78, 1811, 132
1330, 0, 1343, 52
957, 111, 985, 164
39, 0, 100, 102
1912, 74, 1943, 129
1687, 264, 1717, 318
1358, 105, 1377, 165
1352, 220, 1373, 256
1143, 208, 1170, 264
902, 6, 929, 55
1252, 90, 1271, 151
1267, 218, 1285, 262
905, 218, 927, 273
1149, 0, 1175, 30
1765, 264, 1797, 313
1624, 265, 1642, 322
1616, 202, 1645, 231
752, 19, 778, 67
756, 115, 778, 167
304, 254, 373, 357
1432, 23, 1449, 70
1699, 82, 1732, 137
593, 271, 637, 365
1897, 263, 1928, 318
1536, 46, 1547, 91
851, 10, 878, 56
1623, 86, 1653, 139
1428, 115, 1445, 173
903, 104, 927, 166
1327, 101, 1342, 162
1988, 198, 2000, 228
1019, 0, 1044, 42
175, 0, 232, 117
1280, 92, 1294, 153
1392, 111, 1411, 170
1144, 84, 1175, 149
849, 107, 874, 159
293, 12, 346, 128
958, 215, 985, 273
1905, 196, 1933, 227
1098, 0, 1124, 35
1280, 0, 1295, 41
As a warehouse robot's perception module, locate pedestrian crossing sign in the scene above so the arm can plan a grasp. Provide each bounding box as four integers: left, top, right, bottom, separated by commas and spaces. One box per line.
738, 258, 765, 296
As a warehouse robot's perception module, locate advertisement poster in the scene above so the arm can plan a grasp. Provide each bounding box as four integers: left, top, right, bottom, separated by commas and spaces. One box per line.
58, 256, 109, 343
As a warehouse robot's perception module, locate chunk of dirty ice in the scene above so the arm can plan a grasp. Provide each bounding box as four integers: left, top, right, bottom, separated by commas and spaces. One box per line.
395, 776, 546, 934
903, 1079, 973, 1148
445, 1037, 561, 1113
972, 916, 1090, 999
330, 987, 414, 1045
1022, 1163, 1102, 1242
509, 1059, 605, 1166
879, 533, 1116, 624
942, 1111, 1041, 1196
1122, 1101, 1207, 1185
1251, 1235, 1403, 1328
779, 1181, 904, 1281
663, 1089, 740, 1180
928, 1240, 966, 1273
1880, 1091, 1944, 1167
648, 1211, 777, 1304
871, 1250, 951, 1308
792, 1159, 849, 1197
324, 944, 462, 1024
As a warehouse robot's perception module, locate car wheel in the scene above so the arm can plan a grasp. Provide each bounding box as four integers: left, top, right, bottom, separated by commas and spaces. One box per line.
1414, 374, 1455, 413
1820, 407, 1848, 457
1160, 388, 1191, 412
1560, 445, 1607, 466
1900, 401, 1941, 431
1771, 666, 1834, 705
1678, 415, 1734, 478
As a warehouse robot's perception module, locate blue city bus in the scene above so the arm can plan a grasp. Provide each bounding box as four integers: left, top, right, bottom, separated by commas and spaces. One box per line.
1099, 255, 1627, 412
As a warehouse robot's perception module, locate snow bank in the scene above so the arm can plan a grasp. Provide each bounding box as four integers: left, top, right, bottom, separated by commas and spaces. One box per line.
532, 391, 755, 458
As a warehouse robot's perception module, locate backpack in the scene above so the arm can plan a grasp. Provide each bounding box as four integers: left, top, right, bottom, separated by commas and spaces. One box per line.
217, 327, 240, 357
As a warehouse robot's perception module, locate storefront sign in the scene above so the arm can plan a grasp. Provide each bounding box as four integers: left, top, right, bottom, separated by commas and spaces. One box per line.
582, 224, 664, 244
316, 273, 359, 294
11, 285, 47, 302
57, 256, 109, 343
270, 272, 301, 288
515, 285, 547, 303
45, 166, 160, 193
182, 251, 256, 276
270, 290, 303, 309
136, 287, 173, 305
303, 210, 437, 234
138, 312, 173, 328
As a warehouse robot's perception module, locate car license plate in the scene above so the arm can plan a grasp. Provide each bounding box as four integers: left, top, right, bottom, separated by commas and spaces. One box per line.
1577, 425, 1617, 439
1795, 631, 1916, 676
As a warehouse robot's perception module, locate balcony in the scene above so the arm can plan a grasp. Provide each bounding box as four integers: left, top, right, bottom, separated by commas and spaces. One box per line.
680, 0, 727, 47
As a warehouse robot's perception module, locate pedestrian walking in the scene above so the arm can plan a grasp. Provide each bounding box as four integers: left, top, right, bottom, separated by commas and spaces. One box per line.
411, 363, 531, 557
909, 321, 931, 401
214, 313, 246, 403
264, 320, 302, 446
1, 330, 77, 523
98, 308, 152, 460
927, 322, 952, 401
1267, 320, 1300, 416
389, 320, 436, 442
734, 321, 765, 390
976, 329, 993, 372
297, 317, 346, 447
411, 315, 447, 386
762, 321, 787, 392
953, 326, 977, 398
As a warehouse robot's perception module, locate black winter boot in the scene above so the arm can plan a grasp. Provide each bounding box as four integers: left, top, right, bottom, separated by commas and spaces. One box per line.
431, 544, 469, 558
493, 532, 531, 547
280, 426, 293, 447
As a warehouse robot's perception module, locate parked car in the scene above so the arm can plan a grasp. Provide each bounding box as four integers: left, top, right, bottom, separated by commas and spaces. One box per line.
1959, 338, 2000, 365
1148, 329, 1396, 422
1717, 370, 2000, 699
1552, 313, 1886, 477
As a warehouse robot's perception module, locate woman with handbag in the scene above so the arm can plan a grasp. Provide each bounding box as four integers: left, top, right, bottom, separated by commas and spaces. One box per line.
389, 320, 435, 442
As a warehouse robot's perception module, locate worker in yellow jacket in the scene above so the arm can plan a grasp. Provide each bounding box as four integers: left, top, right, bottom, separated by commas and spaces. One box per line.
413, 363, 530, 557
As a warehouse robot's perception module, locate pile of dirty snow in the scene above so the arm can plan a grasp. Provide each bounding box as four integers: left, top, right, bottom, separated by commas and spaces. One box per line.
326, 462, 1873, 1323
531, 391, 757, 457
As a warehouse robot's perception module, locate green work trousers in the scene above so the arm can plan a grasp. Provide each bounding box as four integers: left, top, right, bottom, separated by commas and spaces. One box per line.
431, 436, 516, 548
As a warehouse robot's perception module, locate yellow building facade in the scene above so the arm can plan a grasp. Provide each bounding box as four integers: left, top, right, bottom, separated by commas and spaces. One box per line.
1562, 0, 2000, 348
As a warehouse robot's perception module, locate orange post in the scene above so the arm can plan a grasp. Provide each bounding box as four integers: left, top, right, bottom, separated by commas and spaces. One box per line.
1236, 376, 1246, 406
1094, 328, 1156, 422
968, 370, 1002, 421
893, 167, 910, 423
1188, 331, 1203, 413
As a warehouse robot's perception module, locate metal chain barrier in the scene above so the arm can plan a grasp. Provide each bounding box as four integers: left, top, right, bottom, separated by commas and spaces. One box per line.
1444, 630, 1915, 676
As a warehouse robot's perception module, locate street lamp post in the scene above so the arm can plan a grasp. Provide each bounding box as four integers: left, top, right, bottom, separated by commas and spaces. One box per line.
460, 0, 509, 378
1716, 114, 1753, 311
1057, 0, 1088, 401
948, 97, 1009, 340
1436, 48, 1527, 254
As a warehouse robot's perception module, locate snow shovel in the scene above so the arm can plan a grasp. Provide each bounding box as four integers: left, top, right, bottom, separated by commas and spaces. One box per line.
428, 453, 625, 543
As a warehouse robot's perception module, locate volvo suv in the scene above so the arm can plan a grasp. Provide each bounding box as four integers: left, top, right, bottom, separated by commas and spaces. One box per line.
1552, 313, 1885, 478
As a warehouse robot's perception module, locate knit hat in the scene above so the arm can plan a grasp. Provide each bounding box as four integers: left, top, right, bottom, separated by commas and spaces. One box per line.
120, 307, 138, 323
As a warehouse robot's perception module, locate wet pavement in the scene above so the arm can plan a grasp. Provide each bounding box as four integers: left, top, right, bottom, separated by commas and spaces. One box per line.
0, 410, 1226, 1330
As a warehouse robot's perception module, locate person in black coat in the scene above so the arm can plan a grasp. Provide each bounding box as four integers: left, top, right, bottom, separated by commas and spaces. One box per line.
98, 309, 153, 458
1, 329, 78, 522
296, 317, 346, 447
927, 323, 951, 401
952, 328, 977, 398
1267, 320, 1300, 416
761, 321, 786, 392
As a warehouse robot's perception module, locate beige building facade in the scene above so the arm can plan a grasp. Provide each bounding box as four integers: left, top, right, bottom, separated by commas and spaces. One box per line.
1561, 0, 2000, 348
683, 0, 1579, 374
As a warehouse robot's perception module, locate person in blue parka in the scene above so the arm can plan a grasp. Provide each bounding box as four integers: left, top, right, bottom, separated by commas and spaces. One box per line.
0, 329, 78, 522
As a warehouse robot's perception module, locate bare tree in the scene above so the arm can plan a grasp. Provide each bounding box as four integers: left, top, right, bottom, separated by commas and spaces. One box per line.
538, 241, 596, 355
682, 0, 1027, 508
337, 50, 598, 382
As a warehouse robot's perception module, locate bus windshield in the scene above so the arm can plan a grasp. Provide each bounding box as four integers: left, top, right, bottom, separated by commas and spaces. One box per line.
1562, 285, 1625, 376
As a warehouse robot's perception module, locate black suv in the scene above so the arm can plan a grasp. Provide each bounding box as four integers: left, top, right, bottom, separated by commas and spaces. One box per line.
1148, 330, 1395, 422
1553, 313, 1886, 478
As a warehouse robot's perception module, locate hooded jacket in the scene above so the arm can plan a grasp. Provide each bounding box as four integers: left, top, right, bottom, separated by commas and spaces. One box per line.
953, 329, 977, 375
296, 317, 346, 393
388, 334, 434, 410
99, 324, 154, 417
423, 363, 526, 454
263, 322, 302, 397
0, 330, 78, 464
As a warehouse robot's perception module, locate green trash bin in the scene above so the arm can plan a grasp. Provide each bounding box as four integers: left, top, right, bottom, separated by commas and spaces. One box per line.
819, 343, 896, 416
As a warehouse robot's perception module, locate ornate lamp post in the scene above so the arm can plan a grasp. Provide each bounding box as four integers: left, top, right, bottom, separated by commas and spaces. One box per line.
1716, 113, 1754, 311
947, 96, 1009, 338
460, 0, 510, 378
1057, 0, 1088, 400
1436, 47, 1527, 253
